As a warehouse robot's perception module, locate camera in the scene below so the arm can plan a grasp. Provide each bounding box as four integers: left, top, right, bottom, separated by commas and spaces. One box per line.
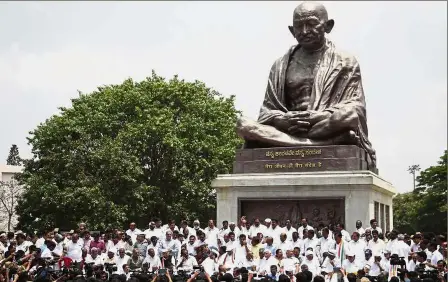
104, 263, 118, 274
390, 256, 406, 268
193, 265, 205, 272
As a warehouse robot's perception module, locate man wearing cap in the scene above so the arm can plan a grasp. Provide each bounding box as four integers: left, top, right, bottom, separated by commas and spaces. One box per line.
380, 249, 392, 274
321, 249, 341, 274
103, 247, 117, 265
301, 250, 321, 278
348, 232, 367, 265
298, 219, 314, 240
192, 220, 205, 236
342, 250, 361, 274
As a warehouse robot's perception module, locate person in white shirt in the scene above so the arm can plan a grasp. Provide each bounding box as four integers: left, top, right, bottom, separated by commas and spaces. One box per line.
257, 249, 278, 275
365, 219, 383, 235
106, 235, 126, 254
410, 234, 422, 253
297, 219, 314, 240
291, 232, 304, 255
301, 250, 321, 278
179, 220, 195, 238
204, 220, 219, 249
235, 251, 257, 270
143, 248, 161, 271
277, 233, 292, 258
391, 234, 410, 258
103, 248, 117, 265
66, 233, 84, 262
158, 230, 179, 258
342, 251, 361, 274
348, 232, 367, 265
369, 252, 385, 276
428, 242, 444, 269
234, 234, 250, 263
368, 230, 385, 255
336, 223, 350, 242
201, 248, 219, 276
85, 247, 104, 265
126, 222, 142, 244
218, 244, 236, 273
407, 253, 418, 272
191, 220, 204, 236
268, 219, 285, 244
284, 220, 297, 242
303, 230, 319, 256
218, 220, 230, 241
318, 228, 335, 263
283, 249, 300, 274
321, 249, 341, 274
145, 222, 163, 241
115, 248, 130, 275
176, 248, 198, 272
15, 233, 33, 255
356, 220, 365, 237
249, 218, 267, 240
227, 222, 241, 239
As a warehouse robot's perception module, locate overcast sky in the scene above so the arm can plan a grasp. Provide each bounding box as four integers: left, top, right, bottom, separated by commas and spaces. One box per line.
0, 1, 446, 193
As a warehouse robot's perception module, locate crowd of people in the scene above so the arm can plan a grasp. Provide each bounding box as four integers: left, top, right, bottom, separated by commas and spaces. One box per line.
0, 217, 446, 282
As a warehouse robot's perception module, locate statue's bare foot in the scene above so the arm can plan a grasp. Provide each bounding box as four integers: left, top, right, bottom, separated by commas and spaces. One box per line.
333, 130, 360, 145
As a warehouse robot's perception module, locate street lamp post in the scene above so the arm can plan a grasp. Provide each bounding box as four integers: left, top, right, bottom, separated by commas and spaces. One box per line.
408, 164, 421, 191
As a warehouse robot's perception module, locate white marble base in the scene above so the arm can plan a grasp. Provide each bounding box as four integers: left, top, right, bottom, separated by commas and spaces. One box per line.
212, 171, 396, 234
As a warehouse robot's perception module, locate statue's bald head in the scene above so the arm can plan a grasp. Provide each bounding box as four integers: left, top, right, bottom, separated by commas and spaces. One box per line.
293, 2, 328, 22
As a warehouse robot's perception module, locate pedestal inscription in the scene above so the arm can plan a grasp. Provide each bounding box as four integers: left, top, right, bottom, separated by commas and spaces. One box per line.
233, 145, 373, 173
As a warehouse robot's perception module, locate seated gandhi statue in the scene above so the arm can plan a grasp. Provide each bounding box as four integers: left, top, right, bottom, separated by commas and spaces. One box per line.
236, 1, 376, 168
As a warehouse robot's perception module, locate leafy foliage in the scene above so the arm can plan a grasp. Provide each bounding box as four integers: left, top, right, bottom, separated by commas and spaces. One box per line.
16, 72, 242, 233
6, 144, 22, 166
393, 150, 447, 234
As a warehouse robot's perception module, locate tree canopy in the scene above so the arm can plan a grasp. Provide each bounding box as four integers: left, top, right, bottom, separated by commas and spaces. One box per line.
6, 144, 22, 166
393, 150, 447, 235
16, 72, 242, 232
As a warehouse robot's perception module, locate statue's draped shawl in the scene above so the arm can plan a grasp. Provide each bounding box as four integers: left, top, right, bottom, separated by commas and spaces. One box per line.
258, 39, 376, 167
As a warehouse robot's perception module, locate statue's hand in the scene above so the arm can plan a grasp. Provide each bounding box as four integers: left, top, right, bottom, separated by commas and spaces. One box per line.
287, 111, 311, 134
294, 110, 331, 126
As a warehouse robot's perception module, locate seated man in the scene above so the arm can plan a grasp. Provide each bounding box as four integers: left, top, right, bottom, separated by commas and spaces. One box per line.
236, 1, 376, 168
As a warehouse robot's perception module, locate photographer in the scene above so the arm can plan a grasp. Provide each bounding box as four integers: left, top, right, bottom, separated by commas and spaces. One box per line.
150, 269, 173, 282
186, 267, 212, 282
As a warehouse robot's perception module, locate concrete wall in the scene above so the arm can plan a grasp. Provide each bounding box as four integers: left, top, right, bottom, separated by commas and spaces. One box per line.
213, 171, 396, 234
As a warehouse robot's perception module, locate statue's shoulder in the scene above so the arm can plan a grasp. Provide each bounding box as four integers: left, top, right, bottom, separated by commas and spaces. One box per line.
330, 44, 361, 68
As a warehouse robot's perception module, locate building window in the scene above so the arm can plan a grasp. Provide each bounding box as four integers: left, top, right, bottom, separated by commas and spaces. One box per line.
374, 201, 379, 224
386, 205, 390, 232
380, 203, 385, 232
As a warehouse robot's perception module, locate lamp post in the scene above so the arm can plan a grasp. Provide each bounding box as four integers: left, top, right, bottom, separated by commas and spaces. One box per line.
408, 164, 421, 191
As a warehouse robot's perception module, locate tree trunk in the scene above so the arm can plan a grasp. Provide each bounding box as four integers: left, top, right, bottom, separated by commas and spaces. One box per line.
7, 213, 12, 232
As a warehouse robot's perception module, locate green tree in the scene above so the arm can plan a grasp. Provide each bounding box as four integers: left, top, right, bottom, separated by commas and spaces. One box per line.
16, 72, 242, 232
393, 150, 447, 234
6, 144, 22, 166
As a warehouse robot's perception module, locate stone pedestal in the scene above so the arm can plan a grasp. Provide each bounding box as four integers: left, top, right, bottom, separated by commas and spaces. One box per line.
212, 146, 396, 234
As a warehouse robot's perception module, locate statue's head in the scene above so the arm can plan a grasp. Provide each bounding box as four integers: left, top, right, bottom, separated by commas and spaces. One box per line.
289, 2, 334, 51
